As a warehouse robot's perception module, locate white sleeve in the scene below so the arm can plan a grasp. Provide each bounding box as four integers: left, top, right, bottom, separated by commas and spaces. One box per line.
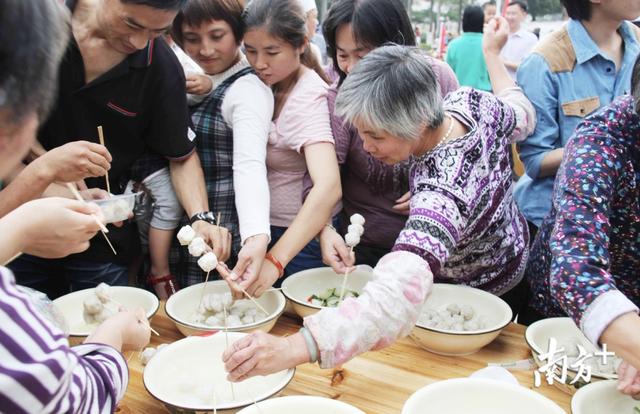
221, 74, 274, 243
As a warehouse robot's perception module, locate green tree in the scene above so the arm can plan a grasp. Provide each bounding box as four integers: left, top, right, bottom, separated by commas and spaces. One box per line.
527, 0, 563, 20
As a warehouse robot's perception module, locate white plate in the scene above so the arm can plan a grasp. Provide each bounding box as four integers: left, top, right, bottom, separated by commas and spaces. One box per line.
402, 378, 566, 414
281, 266, 373, 318
571, 380, 639, 414
143, 332, 294, 411
53, 286, 159, 337
165, 280, 285, 336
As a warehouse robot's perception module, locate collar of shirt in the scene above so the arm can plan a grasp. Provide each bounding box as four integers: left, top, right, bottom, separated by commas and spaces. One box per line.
568, 19, 638, 65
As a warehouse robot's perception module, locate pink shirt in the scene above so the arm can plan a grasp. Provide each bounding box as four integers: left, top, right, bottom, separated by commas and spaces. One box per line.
267, 68, 334, 226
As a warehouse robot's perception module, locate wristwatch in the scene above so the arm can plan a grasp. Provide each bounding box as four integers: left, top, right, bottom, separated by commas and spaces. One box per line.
189, 211, 216, 225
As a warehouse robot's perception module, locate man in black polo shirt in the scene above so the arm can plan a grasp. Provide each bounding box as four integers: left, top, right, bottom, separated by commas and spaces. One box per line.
9, 0, 231, 298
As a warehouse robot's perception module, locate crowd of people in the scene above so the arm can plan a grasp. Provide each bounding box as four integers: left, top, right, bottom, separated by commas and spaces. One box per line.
1, 0, 640, 411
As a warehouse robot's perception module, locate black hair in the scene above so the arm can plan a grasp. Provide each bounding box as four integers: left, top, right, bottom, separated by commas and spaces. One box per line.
172, 0, 245, 46
506, 1, 528, 13
632, 54, 640, 113
0, 0, 69, 125
559, 0, 591, 21
121, 0, 187, 10
243, 0, 330, 83
482, 1, 496, 9
323, 0, 415, 85
463, 5, 485, 33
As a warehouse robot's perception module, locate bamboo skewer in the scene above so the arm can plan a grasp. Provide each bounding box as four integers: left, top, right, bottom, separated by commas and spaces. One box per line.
3, 251, 23, 267
66, 183, 117, 255
97, 126, 111, 196
337, 246, 355, 304
222, 305, 236, 400
198, 270, 212, 311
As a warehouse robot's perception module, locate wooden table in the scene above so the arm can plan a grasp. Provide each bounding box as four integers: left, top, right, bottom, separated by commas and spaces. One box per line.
119, 306, 572, 413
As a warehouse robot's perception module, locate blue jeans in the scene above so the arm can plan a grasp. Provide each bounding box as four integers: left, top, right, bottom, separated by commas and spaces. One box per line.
269, 226, 324, 287
8, 254, 129, 299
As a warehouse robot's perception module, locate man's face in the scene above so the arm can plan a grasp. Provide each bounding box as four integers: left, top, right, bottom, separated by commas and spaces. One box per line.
484, 4, 497, 23
99, 0, 177, 54
505, 4, 526, 32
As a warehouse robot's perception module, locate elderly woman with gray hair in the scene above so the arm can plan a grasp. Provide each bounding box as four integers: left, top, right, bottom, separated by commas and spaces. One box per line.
223, 17, 536, 378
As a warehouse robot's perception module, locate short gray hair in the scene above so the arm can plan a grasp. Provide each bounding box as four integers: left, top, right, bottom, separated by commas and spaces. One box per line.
335, 44, 444, 140
0, 0, 70, 126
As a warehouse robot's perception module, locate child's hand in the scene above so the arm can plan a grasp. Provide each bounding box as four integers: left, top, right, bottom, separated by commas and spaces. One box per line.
186, 74, 213, 96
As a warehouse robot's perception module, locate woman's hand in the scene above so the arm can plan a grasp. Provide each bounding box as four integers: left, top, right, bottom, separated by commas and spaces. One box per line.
186, 74, 213, 96
32, 140, 112, 184
236, 257, 281, 297
483, 16, 510, 56
392, 191, 411, 215
84, 307, 151, 352
222, 331, 309, 382
319, 225, 354, 274
7, 197, 104, 259
617, 360, 640, 398
229, 234, 269, 297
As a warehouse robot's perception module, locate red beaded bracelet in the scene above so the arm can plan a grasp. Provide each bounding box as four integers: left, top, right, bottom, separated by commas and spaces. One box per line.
265, 253, 284, 278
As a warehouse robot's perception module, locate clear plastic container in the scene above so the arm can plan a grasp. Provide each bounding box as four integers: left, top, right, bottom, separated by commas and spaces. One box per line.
94, 193, 137, 223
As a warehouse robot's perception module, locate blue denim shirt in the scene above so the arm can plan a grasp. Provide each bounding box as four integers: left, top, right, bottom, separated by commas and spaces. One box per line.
514, 19, 640, 226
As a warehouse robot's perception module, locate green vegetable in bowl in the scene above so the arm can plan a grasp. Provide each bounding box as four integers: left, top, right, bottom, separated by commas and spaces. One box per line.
306, 288, 359, 307
634, 404, 640, 414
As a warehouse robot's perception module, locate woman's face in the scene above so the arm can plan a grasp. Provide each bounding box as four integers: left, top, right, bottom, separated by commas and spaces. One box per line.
354, 121, 415, 165
181, 19, 240, 75
244, 27, 305, 86
335, 23, 371, 75
0, 112, 38, 180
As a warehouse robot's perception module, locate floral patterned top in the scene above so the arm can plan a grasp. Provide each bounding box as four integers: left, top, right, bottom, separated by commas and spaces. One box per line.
305, 87, 536, 368
526, 95, 640, 346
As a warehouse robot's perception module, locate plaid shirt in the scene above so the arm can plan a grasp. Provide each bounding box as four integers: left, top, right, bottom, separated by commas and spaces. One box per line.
169, 67, 253, 286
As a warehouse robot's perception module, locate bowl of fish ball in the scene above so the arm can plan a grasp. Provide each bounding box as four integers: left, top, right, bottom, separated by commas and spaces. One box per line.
401, 378, 566, 414
165, 280, 286, 337
53, 283, 159, 345
281, 266, 374, 318
525, 317, 620, 395
571, 380, 639, 414
411, 284, 512, 355
236, 396, 365, 414
143, 332, 295, 412
93, 192, 139, 223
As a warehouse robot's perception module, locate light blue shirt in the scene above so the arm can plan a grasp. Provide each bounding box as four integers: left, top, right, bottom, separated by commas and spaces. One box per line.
514, 19, 640, 226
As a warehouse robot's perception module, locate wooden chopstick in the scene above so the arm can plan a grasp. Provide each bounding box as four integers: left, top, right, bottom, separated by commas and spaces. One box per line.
97, 126, 111, 196
66, 183, 117, 255
2, 251, 23, 267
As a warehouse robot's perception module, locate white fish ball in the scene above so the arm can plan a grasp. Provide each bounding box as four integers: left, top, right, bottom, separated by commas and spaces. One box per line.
177, 225, 196, 246
188, 237, 207, 257
345, 232, 360, 247
347, 223, 364, 236
197, 252, 218, 273
350, 213, 365, 226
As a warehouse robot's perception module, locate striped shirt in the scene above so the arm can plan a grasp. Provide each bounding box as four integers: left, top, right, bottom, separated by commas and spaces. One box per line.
0, 267, 128, 413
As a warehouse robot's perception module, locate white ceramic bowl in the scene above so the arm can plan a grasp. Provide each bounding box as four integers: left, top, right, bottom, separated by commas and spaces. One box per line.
411, 284, 512, 355
143, 332, 294, 412
525, 317, 619, 395
236, 396, 365, 414
402, 378, 566, 414
281, 266, 374, 318
571, 379, 638, 414
53, 286, 159, 343
94, 193, 138, 223
165, 280, 285, 337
